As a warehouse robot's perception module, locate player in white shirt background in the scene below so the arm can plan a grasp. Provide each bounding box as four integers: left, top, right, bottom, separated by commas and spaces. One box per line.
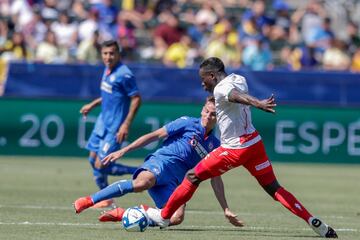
147, 57, 338, 238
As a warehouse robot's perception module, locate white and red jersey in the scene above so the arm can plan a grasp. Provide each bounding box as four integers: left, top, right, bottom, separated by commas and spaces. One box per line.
213, 73, 261, 149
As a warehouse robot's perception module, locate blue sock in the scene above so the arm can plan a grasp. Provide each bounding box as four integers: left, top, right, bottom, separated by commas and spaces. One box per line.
93, 169, 108, 189
101, 163, 138, 176
91, 179, 133, 203
89, 156, 108, 189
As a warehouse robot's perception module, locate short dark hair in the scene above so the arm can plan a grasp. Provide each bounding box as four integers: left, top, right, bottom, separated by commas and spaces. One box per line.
101, 40, 120, 52
199, 57, 225, 73
206, 95, 215, 104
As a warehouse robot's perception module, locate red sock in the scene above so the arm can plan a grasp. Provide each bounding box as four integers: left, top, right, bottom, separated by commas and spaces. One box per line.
274, 187, 312, 222
161, 178, 198, 219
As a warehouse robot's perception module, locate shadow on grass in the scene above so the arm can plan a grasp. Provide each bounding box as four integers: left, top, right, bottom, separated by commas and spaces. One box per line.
164, 227, 319, 238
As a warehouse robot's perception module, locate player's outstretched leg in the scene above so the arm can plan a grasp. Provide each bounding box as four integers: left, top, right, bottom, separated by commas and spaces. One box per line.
74, 179, 133, 213
256, 171, 338, 238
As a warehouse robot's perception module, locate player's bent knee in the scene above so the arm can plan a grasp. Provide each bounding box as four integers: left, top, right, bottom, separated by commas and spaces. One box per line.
262, 180, 281, 198
185, 169, 202, 185
133, 179, 153, 192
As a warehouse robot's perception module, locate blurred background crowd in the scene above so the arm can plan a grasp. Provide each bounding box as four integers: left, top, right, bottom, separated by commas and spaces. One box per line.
0, 0, 360, 71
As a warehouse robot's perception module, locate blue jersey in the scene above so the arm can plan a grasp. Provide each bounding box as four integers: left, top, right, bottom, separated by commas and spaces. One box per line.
97, 63, 139, 135
149, 116, 219, 181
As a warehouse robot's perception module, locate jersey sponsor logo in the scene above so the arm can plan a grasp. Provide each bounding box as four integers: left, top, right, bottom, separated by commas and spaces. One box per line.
208, 142, 214, 150
189, 136, 208, 159
255, 160, 270, 171
101, 81, 113, 94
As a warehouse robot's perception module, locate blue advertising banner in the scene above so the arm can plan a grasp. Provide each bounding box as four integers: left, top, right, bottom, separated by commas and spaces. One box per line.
4, 62, 360, 106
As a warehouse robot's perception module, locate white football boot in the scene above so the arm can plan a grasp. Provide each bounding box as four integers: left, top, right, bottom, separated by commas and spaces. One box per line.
308, 217, 338, 238
146, 207, 170, 228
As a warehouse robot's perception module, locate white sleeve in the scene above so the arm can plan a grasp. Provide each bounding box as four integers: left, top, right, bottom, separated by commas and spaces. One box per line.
214, 81, 234, 102
215, 75, 249, 102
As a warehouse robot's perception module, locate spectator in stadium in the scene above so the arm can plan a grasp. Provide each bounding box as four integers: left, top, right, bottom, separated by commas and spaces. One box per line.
350, 48, 360, 72
346, 21, 360, 55
0, 31, 31, 61
115, 13, 137, 60
152, 10, 185, 59
291, 0, 327, 46
288, 44, 319, 70
50, 11, 78, 61
242, 37, 272, 70
26, 11, 48, 51
307, 17, 334, 54
241, 0, 274, 39
78, 8, 100, 42
146, 57, 338, 238
269, 0, 291, 42
163, 35, 193, 68
79, 40, 141, 208
76, 30, 102, 64
0, 19, 8, 48
74, 96, 244, 228
35, 30, 64, 64
322, 39, 351, 71
205, 17, 241, 68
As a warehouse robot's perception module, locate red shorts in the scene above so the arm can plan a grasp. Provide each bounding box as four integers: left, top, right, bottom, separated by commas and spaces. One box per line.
194, 140, 275, 184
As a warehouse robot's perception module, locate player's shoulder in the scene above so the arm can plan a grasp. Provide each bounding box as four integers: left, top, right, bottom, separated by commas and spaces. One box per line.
177, 116, 197, 123
115, 63, 134, 79
223, 73, 246, 84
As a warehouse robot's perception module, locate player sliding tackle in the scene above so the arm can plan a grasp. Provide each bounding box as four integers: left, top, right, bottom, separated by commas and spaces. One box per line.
74, 96, 243, 227
146, 57, 338, 238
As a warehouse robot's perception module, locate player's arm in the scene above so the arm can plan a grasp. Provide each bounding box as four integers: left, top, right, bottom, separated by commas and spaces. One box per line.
116, 94, 142, 143
102, 127, 168, 165
228, 89, 276, 113
79, 97, 102, 118
211, 176, 244, 227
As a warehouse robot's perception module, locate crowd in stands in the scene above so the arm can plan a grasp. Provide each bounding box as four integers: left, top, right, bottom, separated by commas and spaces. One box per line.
0, 0, 360, 72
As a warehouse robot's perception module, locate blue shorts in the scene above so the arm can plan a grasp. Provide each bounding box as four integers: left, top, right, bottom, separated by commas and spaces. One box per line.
86, 130, 121, 159
133, 155, 185, 208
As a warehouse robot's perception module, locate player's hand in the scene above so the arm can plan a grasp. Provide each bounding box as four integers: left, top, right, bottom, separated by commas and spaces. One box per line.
80, 104, 93, 119
116, 123, 129, 143
102, 150, 125, 165
224, 208, 244, 227
258, 94, 276, 114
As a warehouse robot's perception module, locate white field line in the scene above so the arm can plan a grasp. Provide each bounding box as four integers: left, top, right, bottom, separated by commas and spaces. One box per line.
0, 204, 347, 219
0, 221, 357, 233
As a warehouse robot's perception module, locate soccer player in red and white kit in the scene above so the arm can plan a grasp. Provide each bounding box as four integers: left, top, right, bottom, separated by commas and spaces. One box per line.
147, 57, 338, 238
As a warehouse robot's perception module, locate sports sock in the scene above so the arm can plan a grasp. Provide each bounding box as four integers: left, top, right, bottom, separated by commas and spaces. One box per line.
274, 187, 312, 222
102, 163, 138, 176
88, 156, 108, 189
93, 169, 108, 189
91, 179, 133, 203
161, 178, 198, 219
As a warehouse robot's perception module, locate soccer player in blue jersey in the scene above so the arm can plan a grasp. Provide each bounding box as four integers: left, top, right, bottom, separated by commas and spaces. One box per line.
79, 40, 141, 208
74, 97, 244, 227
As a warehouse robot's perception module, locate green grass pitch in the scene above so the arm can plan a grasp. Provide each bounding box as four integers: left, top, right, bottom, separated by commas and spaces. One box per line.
0, 156, 359, 240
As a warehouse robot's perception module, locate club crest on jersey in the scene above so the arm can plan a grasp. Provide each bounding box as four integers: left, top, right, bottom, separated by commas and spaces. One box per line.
190, 138, 198, 146
208, 142, 214, 150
